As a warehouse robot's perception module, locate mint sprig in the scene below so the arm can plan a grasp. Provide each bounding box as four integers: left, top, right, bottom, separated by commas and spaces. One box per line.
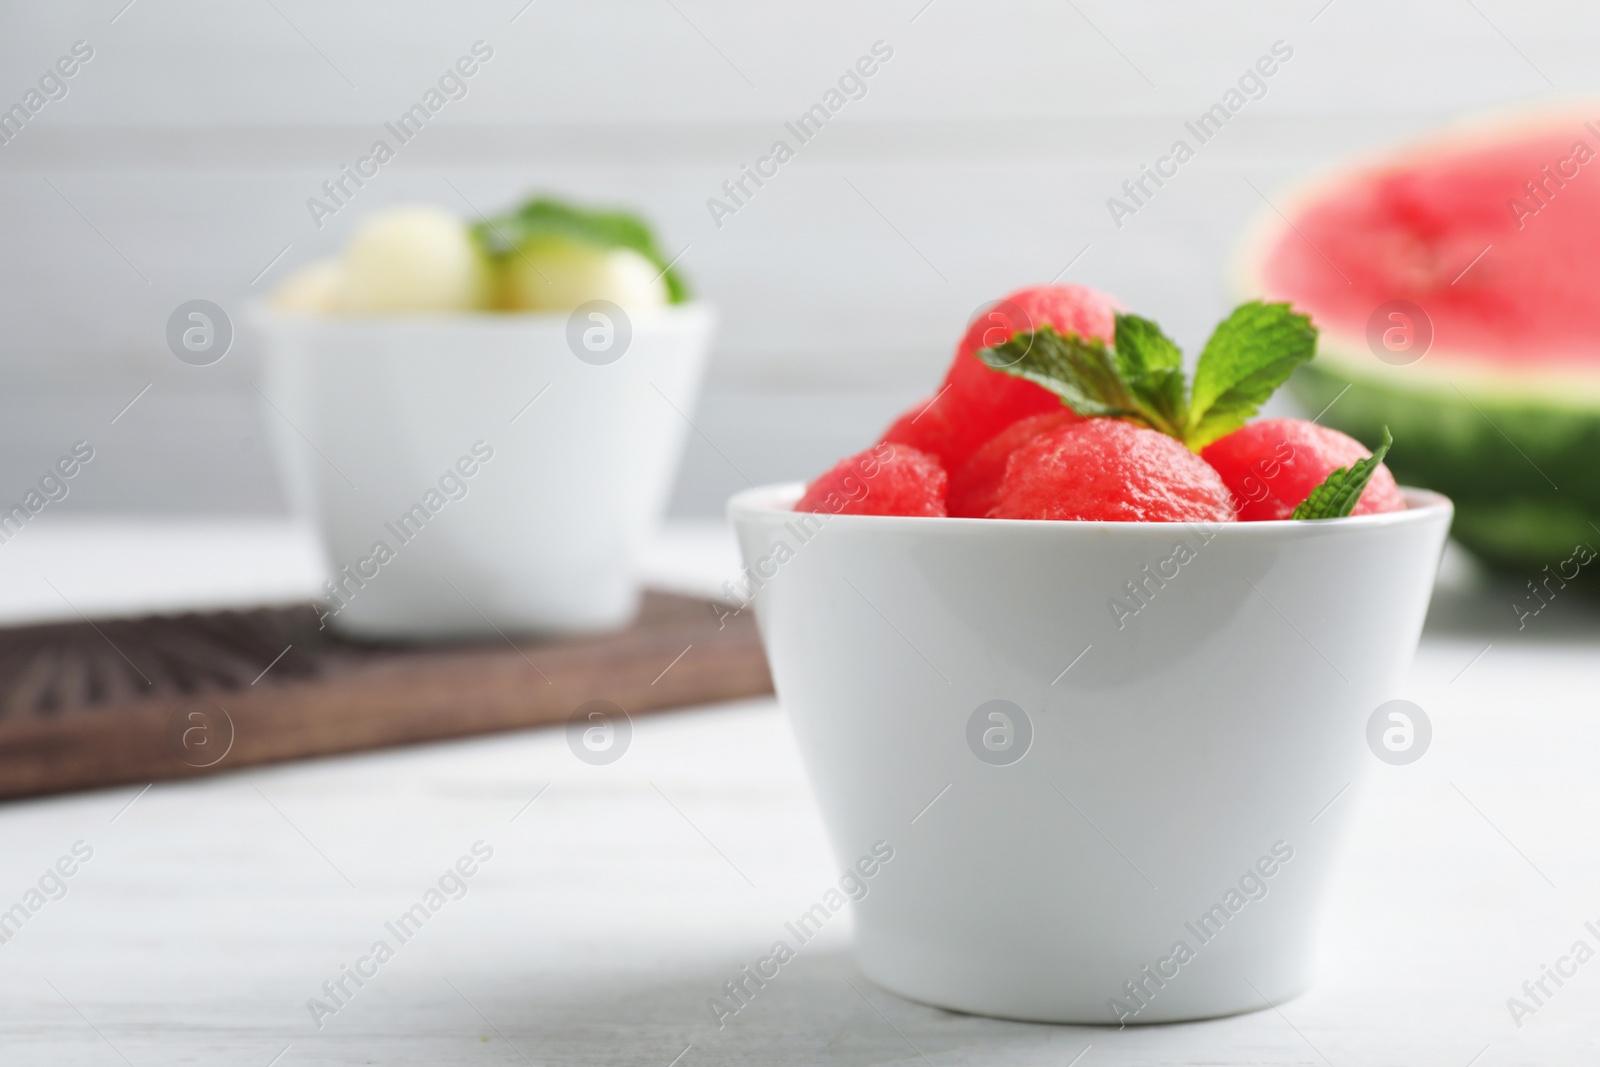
471, 196, 689, 303
1292, 427, 1393, 520
977, 300, 1316, 450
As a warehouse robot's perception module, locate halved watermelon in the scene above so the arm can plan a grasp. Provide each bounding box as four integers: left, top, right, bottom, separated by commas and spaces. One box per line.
1236, 111, 1600, 571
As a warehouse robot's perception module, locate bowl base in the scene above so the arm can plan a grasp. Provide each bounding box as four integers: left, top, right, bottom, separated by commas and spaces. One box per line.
855, 953, 1313, 1026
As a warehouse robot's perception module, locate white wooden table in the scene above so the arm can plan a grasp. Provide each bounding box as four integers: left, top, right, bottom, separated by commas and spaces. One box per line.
0, 519, 1597, 1065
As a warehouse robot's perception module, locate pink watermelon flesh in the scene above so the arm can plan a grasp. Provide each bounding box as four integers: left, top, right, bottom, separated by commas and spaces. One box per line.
1259, 126, 1600, 366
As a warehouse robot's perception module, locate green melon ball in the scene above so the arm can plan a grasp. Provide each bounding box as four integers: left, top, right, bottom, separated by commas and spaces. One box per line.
500, 238, 667, 312
336, 205, 489, 314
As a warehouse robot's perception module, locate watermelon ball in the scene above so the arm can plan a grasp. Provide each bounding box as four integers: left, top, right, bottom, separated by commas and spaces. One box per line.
877, 391, 962, 467
881, 284, 1120, 472
1201, 418, 1406, 521
991, 419, 1237, 522
795, 443, 948, 517
947, 410, 1081, 518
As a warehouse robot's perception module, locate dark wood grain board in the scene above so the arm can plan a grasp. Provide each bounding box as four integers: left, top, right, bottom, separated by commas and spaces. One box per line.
0, 592, 770, 801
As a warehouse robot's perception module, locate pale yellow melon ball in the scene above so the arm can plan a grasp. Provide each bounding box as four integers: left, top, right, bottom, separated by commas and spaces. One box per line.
336, 205, 488, 313
501, 238, 667, 312
271, 258, 344, 314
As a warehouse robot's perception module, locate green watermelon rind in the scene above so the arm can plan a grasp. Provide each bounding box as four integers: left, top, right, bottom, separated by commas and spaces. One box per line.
1232, 106, 1600, 574
1289, 350, 1600, 573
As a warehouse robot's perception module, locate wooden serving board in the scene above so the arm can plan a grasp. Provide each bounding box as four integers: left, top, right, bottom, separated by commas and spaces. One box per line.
0, 592, 770, 801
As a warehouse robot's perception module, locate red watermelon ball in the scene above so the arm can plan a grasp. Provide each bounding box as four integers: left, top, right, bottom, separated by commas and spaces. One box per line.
991, 419, 1238, 523
947, 410, 1081, 518
881, 284, 1120, 472
795, 443, 948, 517
877, 389, 963, 468
1201, 418, 1406, 521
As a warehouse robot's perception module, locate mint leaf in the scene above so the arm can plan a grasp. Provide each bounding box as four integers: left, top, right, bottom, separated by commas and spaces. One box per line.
1113, 313, 1187, 436
978, 327, 1179, 433
1187, 301, 1316, 448
471, 196, 689, 303
1292, 427, 1394, 520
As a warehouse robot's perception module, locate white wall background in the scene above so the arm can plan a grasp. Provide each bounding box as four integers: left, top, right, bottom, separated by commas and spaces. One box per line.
0, 0, 1592, 514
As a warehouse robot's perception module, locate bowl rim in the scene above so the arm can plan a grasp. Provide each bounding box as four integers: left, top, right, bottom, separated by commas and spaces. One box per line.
729, 482, 1452, 533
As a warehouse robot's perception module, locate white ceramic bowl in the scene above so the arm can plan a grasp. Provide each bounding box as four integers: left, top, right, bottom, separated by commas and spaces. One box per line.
730, 483, 1452, 1024
255, 303, 713, 639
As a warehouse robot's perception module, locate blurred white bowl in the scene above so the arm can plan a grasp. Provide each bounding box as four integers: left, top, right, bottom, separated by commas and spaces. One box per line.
730, 484, 1451, 1023
254, 302, 714, 639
